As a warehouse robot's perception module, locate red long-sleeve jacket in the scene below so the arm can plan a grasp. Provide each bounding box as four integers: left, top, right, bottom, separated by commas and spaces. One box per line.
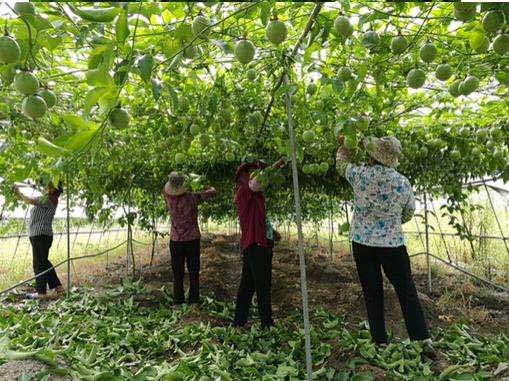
234, 162, 268, 251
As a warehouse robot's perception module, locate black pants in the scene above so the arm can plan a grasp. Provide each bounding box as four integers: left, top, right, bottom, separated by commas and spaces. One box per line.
30, 235, 62, 295
234, 243, 273, 328
352, 241, 429, 344
170, 239, 200, 304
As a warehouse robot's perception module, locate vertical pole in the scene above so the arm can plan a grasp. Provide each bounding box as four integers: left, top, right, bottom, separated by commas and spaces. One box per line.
344, 201, 351, 255
414, 214, 426, 251
66, 170, 71, 297
126, 222, 131, 276
424, 193, 431, 293
430, 198, 452, 263
329, 195, 333, 257
284, 71, 313, 381
483, 181, 509, 257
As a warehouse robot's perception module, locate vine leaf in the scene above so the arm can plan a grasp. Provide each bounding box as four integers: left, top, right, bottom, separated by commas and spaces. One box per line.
84, 87, 109, 117
137, 54, 154, 84
151, 78, 163, 101
115, 10, 129, 44
35, 137, 68, 158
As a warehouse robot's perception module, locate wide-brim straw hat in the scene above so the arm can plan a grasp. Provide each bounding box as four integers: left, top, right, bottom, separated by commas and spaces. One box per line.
164, 172, 188, 196
364, 136, 402, 168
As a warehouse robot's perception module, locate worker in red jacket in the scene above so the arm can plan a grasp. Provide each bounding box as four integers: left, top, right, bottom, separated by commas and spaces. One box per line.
233, 157, 286, 328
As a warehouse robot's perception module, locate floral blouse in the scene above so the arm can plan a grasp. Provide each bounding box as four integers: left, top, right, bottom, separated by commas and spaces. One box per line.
337, 146, 415, 247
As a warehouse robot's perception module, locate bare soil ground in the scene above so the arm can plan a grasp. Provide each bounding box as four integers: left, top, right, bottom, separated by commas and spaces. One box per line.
94, 233, 509, 337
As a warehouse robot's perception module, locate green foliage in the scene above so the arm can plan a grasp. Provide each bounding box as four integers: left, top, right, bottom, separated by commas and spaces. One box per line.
0, 285, 507, 380
0, 1, 507, 228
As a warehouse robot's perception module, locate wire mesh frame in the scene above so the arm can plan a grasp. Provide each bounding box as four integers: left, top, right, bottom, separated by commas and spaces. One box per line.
0, 179, 507, 302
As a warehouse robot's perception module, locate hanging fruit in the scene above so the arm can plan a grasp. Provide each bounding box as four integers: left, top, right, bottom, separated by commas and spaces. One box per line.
234, 40, 255, 64
265, 19, 288, 45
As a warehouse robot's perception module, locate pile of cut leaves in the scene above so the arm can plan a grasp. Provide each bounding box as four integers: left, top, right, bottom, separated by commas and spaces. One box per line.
0, 279, 507, 380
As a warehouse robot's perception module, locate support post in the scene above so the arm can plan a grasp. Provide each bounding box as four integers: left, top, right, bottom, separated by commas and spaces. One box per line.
430, 198, 452, 263
284, 71, 313, 381
344, 201, 351, 255
66, 170, 71, 297
329, 195, 333, 257
483, 181, 509, 258
424, 193, 431, 293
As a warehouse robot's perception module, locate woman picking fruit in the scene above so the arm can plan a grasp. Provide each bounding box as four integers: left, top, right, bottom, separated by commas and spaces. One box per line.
162, 172, 216, 305
233, 157, 286, 328
336, 134, 431, 347
12, 180, 65, 301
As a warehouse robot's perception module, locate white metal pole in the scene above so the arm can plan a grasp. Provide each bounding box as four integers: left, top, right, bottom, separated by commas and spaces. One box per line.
66, 170, 71, 297
284, 71, 313, 381
424, 193, 431, 293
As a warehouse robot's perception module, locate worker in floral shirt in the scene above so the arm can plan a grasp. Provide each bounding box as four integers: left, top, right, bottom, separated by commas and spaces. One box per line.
163, 172, 216, 305
336, 134, 430, 346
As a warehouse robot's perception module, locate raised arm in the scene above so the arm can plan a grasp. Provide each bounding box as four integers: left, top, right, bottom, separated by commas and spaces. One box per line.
336, 134, 354, 177
235, 157, 287, 181
12, 186, 40, 206
195, 187, 217, 202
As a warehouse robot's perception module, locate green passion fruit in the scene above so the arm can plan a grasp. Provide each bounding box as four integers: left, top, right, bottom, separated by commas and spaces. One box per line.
453, 2, 477, 22
492, 34, 509, 55
39, 89, 57, 109
419, 42, 437, 63
435, 64, 453, 81
338, 67, 352, 82
362, 31, 380, 49
265, 19, 288, 45
109, 107, 130, 128
449, 80, 462, 97
0, 35, 21, 64
334, 16, 354, 38
22, 95, 47, 119
391, 35, 408, 54
406, 68, 426, 89
482, 10, 505, 34
234, 40, 255, 65
460, 75, 479, 95
14, 2, 35, 15
14, 71, 39, 95
302, 130, 316, 143
306, 83, 317, 95
192, 16, 211, 37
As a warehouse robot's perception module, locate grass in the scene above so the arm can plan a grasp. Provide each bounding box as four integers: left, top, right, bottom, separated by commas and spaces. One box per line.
0, 226, 153, 291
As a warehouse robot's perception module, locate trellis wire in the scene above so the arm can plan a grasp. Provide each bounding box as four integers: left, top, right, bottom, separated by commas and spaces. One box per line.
483, 180, 509, 258
408, 252, 508, 293
430, 198, 452, 263
0, 240, 128, 297
10, 188, 33, 267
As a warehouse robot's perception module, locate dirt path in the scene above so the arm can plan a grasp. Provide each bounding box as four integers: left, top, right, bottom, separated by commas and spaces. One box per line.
4, 233, 508, 337
112, 234, 509, 337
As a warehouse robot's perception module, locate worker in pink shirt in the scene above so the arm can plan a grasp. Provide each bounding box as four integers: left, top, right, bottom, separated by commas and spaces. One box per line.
162, 172, 216, 305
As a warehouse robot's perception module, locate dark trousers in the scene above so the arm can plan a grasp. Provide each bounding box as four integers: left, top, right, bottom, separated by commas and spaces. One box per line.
170, 239, 200, 304
30, 235, 62, 295
234, 243, 273, 328
352, 241, 430, 344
